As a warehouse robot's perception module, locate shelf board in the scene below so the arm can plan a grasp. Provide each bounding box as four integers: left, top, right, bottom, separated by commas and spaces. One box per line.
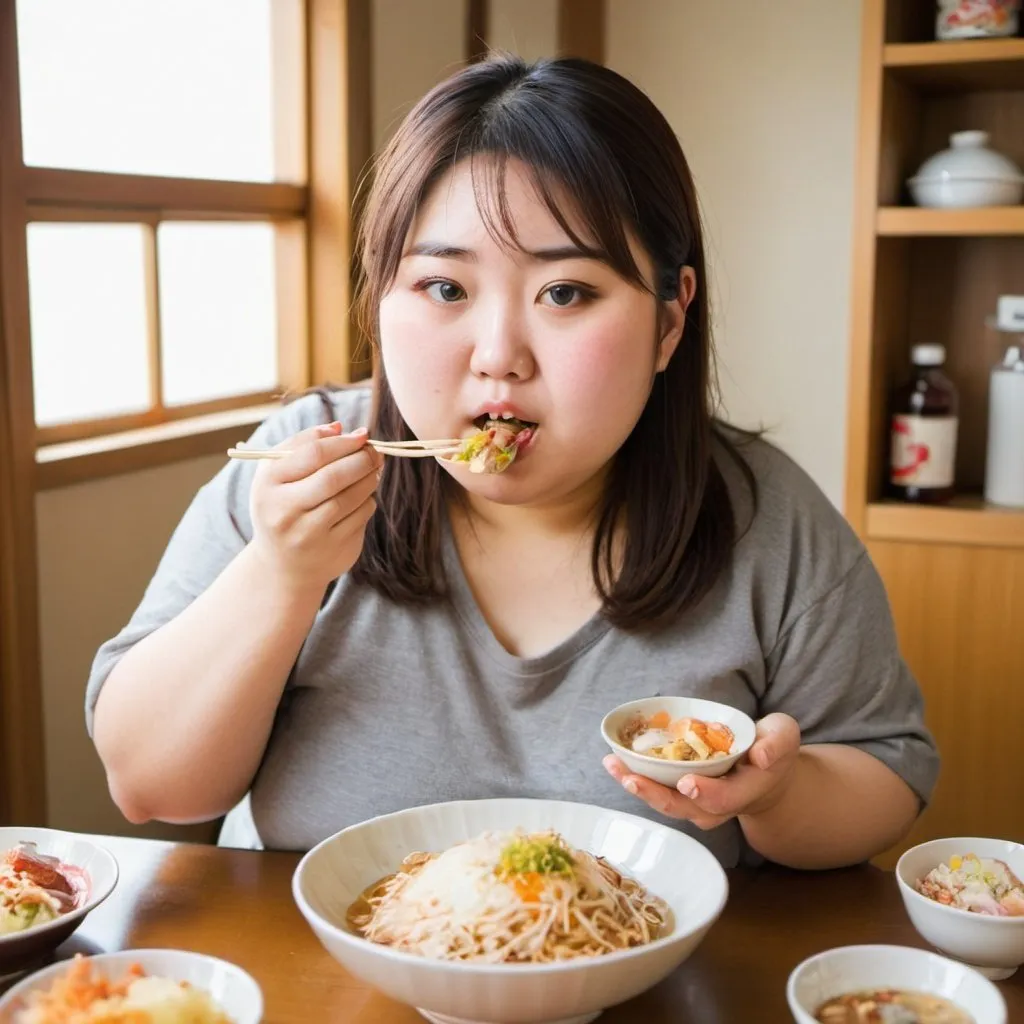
865, 498, 1024, 548
877, 206, 1024, 236
884, 39, 1024, 91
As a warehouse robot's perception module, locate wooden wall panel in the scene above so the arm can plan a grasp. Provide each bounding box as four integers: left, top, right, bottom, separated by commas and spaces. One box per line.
869, 539, 1024, 864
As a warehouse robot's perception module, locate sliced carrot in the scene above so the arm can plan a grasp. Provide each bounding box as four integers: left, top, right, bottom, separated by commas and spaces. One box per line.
705, 723, 735, 753
512, 872, 544, 903
647, 710, 670, 730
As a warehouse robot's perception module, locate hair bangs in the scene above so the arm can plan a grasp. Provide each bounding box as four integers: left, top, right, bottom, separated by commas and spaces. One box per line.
464, 104, 651, 292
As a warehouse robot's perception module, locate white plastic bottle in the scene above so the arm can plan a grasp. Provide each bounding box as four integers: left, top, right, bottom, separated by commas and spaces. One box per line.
984, 344, 1024, 509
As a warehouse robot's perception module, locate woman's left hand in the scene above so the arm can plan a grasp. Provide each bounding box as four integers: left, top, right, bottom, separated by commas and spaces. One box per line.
603, 713, 801, 829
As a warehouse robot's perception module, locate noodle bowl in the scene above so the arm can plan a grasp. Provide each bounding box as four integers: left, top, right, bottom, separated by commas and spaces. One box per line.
347, 830, 668, 963
292, 798, 729, 1024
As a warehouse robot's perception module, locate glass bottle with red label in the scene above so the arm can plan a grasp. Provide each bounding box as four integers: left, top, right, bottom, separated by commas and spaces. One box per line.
889, 343, 959, 504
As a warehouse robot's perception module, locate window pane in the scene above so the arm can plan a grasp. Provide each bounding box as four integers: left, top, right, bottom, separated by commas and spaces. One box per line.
158, 223, 279, 407
16, 0, 304, 183
27, 223, 151, 428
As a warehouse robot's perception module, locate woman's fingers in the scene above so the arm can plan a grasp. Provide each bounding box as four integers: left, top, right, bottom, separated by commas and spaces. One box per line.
267, 424, 375, 487
306, 466, 381, 530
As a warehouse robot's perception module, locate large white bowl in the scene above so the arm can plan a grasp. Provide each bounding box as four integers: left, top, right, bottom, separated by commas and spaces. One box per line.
787, 944, 1007, 1024
0, 949, 263, 1022
292, 798, 729, 1024
896, 836, 1024, 981
0, 827, 118, 976
600, 695, 756, 786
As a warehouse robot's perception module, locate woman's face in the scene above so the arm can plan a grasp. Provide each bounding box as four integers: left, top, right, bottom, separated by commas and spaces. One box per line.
378, 157, 691, 509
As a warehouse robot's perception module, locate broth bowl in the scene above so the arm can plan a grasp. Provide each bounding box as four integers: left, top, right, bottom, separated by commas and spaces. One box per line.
787, 944, 1006, 1024
600, 696, 757, 787
896, 837, 1024, 981
292, 798, 729, 1024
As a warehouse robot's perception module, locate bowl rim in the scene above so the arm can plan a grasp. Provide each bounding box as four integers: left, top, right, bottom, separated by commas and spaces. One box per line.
599, 696, 756, 770
0, 947, 265, 1016
895, 837, 1024, 928
291, 797, 730, 976
785, 943, 1008, 1016
0, 827, 119, 948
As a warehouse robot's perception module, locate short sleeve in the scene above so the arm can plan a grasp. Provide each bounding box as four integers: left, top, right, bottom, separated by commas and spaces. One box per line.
83, 388, 370, 735
760, 551, 940, 807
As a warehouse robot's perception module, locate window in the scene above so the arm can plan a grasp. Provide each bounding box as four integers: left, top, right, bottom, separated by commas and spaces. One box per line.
11, 0, 311, 448
0, 0, 367, 826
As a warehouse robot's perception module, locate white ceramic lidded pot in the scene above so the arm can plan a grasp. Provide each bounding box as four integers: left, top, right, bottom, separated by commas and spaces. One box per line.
908, 131, 1024, 208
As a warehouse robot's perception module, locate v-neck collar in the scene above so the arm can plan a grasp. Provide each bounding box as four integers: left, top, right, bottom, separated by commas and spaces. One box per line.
440, 513, 612, 677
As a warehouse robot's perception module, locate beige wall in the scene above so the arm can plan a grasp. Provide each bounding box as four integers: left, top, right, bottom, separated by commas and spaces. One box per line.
606, 0, 862, 507
487, 0, 559, 61
372, 0, 467, 149
36, 456, 222, 840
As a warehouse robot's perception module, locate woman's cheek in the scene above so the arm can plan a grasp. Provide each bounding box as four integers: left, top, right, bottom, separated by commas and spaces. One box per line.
380, 298, 467, 429
549, 323, 653, 426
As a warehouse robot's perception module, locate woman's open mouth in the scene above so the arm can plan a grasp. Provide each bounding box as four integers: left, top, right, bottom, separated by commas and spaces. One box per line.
453, 415, 538, 474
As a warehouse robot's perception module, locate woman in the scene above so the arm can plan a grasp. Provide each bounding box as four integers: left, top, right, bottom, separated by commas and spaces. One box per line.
86, 54, 938, 870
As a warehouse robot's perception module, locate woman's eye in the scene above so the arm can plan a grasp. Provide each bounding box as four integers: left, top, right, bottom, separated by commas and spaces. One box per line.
541, 283, 592, 308
424, 280, 465, 303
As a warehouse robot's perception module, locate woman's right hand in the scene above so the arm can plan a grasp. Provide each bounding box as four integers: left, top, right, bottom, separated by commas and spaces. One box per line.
248, 421, 382, 594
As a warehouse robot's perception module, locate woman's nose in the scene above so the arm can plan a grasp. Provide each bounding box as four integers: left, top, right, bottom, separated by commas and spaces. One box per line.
469, 301, 536, 381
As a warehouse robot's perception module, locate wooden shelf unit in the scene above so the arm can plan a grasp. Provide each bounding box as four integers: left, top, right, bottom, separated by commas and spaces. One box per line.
884, 38, 1024, 90
877, 206, 1024, 235
849, 2, 1024, 864
866, 498, 1024, 547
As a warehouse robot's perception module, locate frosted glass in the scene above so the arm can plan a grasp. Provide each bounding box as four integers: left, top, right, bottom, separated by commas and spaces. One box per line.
16, 0, 296, 182
27, 223, 150, 427
157, 223, 279, 406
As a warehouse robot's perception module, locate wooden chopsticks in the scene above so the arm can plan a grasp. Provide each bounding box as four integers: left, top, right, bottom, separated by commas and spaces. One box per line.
227, 438, 464, 461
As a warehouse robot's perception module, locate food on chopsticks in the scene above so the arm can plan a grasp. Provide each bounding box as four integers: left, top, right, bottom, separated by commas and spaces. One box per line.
347, 828, 668, 963
451, 416, 536, 474
915, 853, 1024, 917
0, 843, 82, 936
618, 710, 734, 762
9, 954, 234, 1023
813, 988, 974, 1023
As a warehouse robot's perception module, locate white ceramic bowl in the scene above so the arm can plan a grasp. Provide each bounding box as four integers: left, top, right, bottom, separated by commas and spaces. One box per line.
0, 949, 263, 1022
600, 696, 756, 787
908, 129, 1024, 208
0, 828, 118, 976
896, 837, 1024, 981
787, 944, 1006, 1024
292, 798, 729, 1024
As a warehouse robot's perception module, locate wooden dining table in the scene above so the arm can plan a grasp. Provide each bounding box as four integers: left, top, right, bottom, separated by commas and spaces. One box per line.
2, 834, 1021, 1022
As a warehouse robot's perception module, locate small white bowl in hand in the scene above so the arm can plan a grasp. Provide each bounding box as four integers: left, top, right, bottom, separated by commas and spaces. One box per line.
0, 827, 118, 977
787, 944, 1007, 1024
896, 837, 1024, 981
0, 949, 264, 1023
600, 696, 756, 788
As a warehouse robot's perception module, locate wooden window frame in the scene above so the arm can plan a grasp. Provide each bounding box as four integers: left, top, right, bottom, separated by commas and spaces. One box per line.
0, 0, 371, 824
10, 1, 310, 470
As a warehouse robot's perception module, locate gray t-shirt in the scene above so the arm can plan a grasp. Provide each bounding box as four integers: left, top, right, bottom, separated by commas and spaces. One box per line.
85, 387, 939, 868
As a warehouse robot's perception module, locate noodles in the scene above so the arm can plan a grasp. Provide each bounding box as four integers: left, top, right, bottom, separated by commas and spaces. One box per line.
347, 830, 669, 964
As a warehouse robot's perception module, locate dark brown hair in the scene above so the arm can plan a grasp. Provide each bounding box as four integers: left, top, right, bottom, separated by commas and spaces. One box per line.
351, 53, 755, 630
